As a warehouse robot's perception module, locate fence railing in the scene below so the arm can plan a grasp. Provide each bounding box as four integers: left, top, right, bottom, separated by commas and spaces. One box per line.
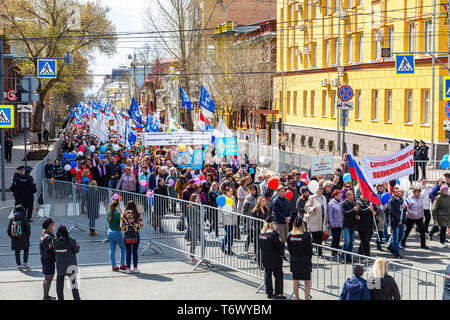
39, 179, 446, 300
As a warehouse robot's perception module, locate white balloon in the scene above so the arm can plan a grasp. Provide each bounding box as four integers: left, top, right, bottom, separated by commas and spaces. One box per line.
64, 165, 71, 171
78, 151, 84, 157
308, 180, 320, 194
89, 145, 96, 152
259, 156, 265, 163
400, 179, 411, 191
113, 144, 120, 152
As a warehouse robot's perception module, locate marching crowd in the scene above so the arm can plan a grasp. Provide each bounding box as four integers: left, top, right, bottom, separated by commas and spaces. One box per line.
5, 120, 449, 301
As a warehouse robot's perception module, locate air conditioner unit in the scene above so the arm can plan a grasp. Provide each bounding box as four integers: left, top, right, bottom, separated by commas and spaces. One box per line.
375, 32, 384, 42
304, 46, 310, 55
331, 78, 339, 87
295, 48, 301, 56
321, 79, 328, 87
298, 24, 306, 31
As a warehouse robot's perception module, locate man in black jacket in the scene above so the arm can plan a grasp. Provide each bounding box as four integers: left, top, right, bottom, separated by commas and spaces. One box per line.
387, 187, 403, 258
418, 140, 429, 179
273, 186, 292, 260
106, 157, 121, 189
356, 195, 377, 257
14, 166, 37, 221
341, 190, 358, 262
5, 136, 13, 163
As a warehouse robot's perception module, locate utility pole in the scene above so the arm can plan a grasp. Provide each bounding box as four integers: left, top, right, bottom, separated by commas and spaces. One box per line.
336, 4, 341, 155
431, 0, 437, 163
0, 35, 5, 201
280, 8, 285, 136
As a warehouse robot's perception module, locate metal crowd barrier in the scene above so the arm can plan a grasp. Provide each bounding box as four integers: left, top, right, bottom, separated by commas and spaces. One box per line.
40, 178, 446, 300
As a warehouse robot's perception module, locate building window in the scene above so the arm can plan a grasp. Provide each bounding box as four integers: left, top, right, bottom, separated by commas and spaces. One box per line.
331, 91, 336, 118
355, 90, 361, 120
312, 43, 317, 67
297, 47, 302, 69
348, 0, 353, 9
372, 90, 378, 120
334, 38, 339, 65
347, 34, 353, 63
290, 47, 295, 70
408, 23, 415, 53
422, 89, 430, 125
385, 90, 392, 122
303, 91, 308, 115
358, 33, 363, 62
373, 29, 382, 60
334, 0, 339, 12
311, 91, 315, 115
388, 27, 394, 54
324, 40, 330, 66
405, 89, 413, 124
326, 0, 331, 16
424, 20, 432, 54
322, 91, 327, 117
287, 91, 290, 114
293, 91, 297, 115
306, 0, 310, 20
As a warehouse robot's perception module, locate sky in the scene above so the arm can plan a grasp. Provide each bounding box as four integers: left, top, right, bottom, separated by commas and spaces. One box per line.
86, 0, 150, 96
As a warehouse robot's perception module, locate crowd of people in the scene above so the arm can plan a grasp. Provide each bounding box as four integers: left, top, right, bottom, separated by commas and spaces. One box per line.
6, 119, 449, 300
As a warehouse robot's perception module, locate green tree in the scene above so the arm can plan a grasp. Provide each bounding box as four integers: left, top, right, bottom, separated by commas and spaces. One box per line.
0, 0, 116, 134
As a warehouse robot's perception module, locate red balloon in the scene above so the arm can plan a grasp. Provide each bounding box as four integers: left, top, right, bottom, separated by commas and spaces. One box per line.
301, 171, 308, 179
285, 190, 293, 201
199, 174, 206, 181
70, 168, 76, 175
268, 177, 279, 190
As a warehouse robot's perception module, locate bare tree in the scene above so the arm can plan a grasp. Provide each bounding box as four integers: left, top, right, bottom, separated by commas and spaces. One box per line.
144, 0, 200, 131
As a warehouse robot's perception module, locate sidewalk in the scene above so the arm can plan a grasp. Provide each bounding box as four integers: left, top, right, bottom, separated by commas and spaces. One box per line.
0, 131, 56, 206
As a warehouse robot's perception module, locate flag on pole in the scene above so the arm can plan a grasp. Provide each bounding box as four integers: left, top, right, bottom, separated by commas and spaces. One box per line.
200, 112, 214, 132
125, 123, 137, 150
346, 143, 380, 206
128, 97, 143, 125
199, 85, 215, 113
180, 86, 193, 111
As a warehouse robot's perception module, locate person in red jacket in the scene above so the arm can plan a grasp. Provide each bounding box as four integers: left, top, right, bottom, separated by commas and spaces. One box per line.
76, 161, 91, 184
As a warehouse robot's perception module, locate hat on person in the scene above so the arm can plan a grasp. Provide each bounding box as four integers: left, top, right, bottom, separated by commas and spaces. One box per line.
265, 215, 274, 223
294, 215, 303, 227
16, 166, 25, 171
400, 143, 406, 149
300, 186, 310, 194
24, 166, 33, 172
42, 218, 54, 230
295, 172, 301, 176
420, 140, 426, 144
440, 185, 449, 192
353, 264, 364, 277
188, 179, 196, 185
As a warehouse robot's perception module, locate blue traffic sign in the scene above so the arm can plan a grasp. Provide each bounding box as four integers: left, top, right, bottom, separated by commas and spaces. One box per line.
37, 59, 57, 79
396, 55, 415, 74
338, 85, 354, 102
444, 76, 450, 101
0, 105, 14, 128
445, 101, 450, 119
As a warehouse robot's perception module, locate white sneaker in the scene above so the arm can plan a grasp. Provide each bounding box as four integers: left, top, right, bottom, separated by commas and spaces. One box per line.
17, 265, 23, 271
132, 268, 140, 274
21, 263, 30, 271
441, 243, 447, 248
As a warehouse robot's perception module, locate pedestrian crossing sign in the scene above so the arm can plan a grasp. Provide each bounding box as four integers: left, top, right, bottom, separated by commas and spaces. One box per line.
37, 59, 57, 79
395, 55, 415, 74
0, 105, 14, 128
444, 77, 450, 101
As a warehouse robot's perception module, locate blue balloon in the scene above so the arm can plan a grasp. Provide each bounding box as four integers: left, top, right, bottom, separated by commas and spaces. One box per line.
216, 195, 226, 207
343, 173, 351, 182
444, 154, 449, 161
63, 152, 69, 159
99, 154, 105, 160
440, 159, 450, 169
70, 161, 77, 169
69, 153, 76, 159
120, 164, 126, 171
100, 146, 106, 153
211, 136, 216, 143
396, 179, 401, 185
249, 168, 255, 174
381, 192, 391, 205
124, 151, 128, 157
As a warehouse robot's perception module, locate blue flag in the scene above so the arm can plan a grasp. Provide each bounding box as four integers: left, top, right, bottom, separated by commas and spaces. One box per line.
180, 86, 193, 111
125, 123, 137, 150
128, 97, 143, 125
199, 85, 215, 113
145, 114, 153, 133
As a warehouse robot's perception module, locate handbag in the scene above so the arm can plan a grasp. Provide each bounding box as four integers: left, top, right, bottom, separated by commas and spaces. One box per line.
177, 216, 186, 231
124, 229, 138, 244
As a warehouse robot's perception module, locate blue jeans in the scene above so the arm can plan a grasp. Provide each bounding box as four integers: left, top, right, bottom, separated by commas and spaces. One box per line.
108, 230, 125, 267
341, 228, 355, 261
388, 224, 401, 256
125, 233, 140, 269
222, 225, 234, 253
384, 219, 390, 242
108, 178, 119, 190
399, 223, 405, 245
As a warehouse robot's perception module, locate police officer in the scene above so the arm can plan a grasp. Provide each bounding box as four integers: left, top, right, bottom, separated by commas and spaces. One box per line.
413, 140, 420, 182
259, 215, 286, 299
418, 140, 429, 179
15, 166, 37, 221
10, 166, 25, 206
287, 215, 313, 300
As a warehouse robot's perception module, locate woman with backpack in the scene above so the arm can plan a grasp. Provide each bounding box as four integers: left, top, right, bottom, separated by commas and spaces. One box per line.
108, 200, 126, 272
7, 205, 31, 271
120, 201, 143, 274
52, 225, 81, 300
40, 218, 56, 300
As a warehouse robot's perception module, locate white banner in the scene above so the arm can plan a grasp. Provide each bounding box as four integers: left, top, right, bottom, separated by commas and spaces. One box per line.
310, 154, 334, 176
142, 132, 212, 146
90, 120, 109, 143
362, 143, 415, 184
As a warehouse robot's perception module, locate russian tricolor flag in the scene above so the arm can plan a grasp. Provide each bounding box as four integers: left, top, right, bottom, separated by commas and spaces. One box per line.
121, 112, 129, 121
346, 144, 380, 206
200, 112, 214, 132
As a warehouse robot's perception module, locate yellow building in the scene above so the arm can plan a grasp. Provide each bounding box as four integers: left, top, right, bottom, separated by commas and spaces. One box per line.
275, 0, 448, 159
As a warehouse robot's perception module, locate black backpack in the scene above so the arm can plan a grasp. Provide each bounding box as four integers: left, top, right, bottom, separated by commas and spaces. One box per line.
10, 220, 23, 238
